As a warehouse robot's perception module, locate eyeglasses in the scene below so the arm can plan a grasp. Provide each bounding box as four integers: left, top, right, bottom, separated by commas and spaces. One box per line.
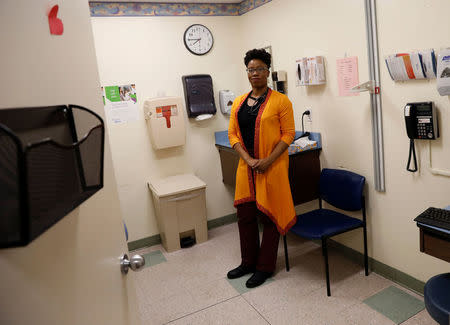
246, 67, 268, 74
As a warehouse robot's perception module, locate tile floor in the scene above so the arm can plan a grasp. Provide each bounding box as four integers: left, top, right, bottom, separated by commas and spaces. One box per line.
132, 223, 437, 325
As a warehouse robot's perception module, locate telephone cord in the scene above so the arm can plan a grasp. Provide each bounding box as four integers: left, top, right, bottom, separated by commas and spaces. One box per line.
406, 139, 418, 172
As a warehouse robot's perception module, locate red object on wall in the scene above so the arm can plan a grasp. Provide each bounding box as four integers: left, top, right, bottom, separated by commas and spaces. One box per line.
48, 5, 64, 35
162, 106, 172, 128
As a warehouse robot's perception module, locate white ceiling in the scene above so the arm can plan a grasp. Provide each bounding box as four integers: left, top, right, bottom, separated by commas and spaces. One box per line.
93, 0, 242, 3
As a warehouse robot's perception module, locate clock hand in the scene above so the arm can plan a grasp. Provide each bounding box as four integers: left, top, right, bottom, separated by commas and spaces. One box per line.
188, 38, 201, 41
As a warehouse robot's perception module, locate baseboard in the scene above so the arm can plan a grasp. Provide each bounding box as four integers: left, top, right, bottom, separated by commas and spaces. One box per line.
128, 234, 162, 251
207, 213, 238, 230
127, 213, 237, 251
328, 239, 425, 295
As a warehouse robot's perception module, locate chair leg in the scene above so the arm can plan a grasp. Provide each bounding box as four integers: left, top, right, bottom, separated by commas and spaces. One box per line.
283, 235, 290, 272
363, 224, 369, 276
322, 237, 331, 296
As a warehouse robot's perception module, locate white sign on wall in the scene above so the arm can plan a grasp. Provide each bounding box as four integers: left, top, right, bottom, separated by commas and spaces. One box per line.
102, 84, 140, 124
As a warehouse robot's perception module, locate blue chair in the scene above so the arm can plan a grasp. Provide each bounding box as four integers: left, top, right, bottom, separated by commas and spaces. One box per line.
424, 273, 450, 325
283, 168, 369, 296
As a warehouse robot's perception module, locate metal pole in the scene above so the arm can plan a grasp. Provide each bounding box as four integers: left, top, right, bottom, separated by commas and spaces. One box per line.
365, 0, 385, 192
371, 0, 385, 191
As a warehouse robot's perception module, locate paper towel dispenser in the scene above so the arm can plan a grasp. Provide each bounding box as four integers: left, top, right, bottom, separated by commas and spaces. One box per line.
143, 97, 186, 149
182, 74, 217, 118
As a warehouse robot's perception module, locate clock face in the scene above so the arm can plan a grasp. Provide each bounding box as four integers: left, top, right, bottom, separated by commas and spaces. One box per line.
183, 24, 214, 56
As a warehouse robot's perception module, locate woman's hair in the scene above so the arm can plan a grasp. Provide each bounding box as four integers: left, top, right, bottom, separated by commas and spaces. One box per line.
244, 48, 271, 68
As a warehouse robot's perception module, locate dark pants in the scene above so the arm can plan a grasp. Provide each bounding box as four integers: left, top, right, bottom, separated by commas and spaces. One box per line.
237, 201, 280, 273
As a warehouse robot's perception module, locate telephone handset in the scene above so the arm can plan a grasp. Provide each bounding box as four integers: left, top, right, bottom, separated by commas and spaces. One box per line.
404, 102, 439, 172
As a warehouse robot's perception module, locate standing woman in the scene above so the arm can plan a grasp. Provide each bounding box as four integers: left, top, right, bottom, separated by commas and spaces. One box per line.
227, 48, 297, 288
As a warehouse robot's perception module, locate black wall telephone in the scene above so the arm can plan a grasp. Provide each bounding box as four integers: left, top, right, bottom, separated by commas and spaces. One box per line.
404, 102, 439, 140
404, 102, 439, 172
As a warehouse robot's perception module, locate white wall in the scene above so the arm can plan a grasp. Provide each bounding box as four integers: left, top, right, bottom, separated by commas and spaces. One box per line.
91, 16, 243, 241
240, 0, 450, 281
240, 0, 372, 174
91, 0, 449, 281
373, 0, 450, 280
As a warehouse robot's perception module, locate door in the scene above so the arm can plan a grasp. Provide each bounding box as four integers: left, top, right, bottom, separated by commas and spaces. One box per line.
0, 1, 140, 324
0, 184, 141, 325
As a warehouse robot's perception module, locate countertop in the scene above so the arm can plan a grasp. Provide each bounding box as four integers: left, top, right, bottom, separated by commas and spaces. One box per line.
215, 130, 322, 155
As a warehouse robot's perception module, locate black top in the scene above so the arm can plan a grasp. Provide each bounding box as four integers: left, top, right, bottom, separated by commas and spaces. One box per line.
237, 89, 269, 157
238, 98, 258, 157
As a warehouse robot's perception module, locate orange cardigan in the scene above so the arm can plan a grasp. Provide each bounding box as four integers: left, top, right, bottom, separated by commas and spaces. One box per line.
228, 89, 296, 235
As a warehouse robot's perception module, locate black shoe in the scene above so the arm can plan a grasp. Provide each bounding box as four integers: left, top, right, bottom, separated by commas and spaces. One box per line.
245, 271, 273, 288
227, 265, 255, 279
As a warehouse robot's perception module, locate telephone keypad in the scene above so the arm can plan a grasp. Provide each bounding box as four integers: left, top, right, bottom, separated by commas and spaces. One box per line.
417, 123, 433, 139
418, 124, 425, 138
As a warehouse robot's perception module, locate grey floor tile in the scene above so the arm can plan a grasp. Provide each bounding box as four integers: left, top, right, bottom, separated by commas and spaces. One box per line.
142, 250, 167, 268
363, 286, 425, 324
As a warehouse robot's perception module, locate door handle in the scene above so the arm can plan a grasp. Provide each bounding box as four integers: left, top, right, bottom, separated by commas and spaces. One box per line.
120, 254, 145, 274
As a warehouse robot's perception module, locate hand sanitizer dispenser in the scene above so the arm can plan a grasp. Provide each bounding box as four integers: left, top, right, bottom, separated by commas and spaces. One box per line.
437, 48, 450, 96
144, 97, 186, 149
219, 90, 235, 115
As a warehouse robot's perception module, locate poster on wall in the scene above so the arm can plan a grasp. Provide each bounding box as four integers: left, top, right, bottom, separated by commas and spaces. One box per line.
102, 84, 140, 124
336, 57, 359, 96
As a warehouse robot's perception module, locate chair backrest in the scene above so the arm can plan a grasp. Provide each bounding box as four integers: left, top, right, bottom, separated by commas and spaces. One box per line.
319, 168, 365, 211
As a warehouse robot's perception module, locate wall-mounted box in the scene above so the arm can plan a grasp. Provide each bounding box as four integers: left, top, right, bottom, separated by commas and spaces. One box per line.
182, 74, 217, 118
219, 90, 235, 115
296, 56, 326, 86
143, 97, 186, 149
0, 105, 104, 248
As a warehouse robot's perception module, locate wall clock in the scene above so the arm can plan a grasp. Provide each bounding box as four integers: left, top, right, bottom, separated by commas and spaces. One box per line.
183, 24, 214, 56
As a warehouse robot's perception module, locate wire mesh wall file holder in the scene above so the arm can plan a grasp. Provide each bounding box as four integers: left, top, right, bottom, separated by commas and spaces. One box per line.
0, 105, 105, 248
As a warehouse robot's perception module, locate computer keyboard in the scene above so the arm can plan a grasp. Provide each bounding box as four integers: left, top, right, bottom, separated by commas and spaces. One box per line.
414, 207, 450, 231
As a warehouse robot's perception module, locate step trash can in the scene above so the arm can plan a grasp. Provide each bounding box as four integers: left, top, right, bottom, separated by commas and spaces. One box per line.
148, 174, 207, 252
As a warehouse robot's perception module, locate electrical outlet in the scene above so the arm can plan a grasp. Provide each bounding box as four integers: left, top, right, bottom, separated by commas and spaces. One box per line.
307, 110, 312, 122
